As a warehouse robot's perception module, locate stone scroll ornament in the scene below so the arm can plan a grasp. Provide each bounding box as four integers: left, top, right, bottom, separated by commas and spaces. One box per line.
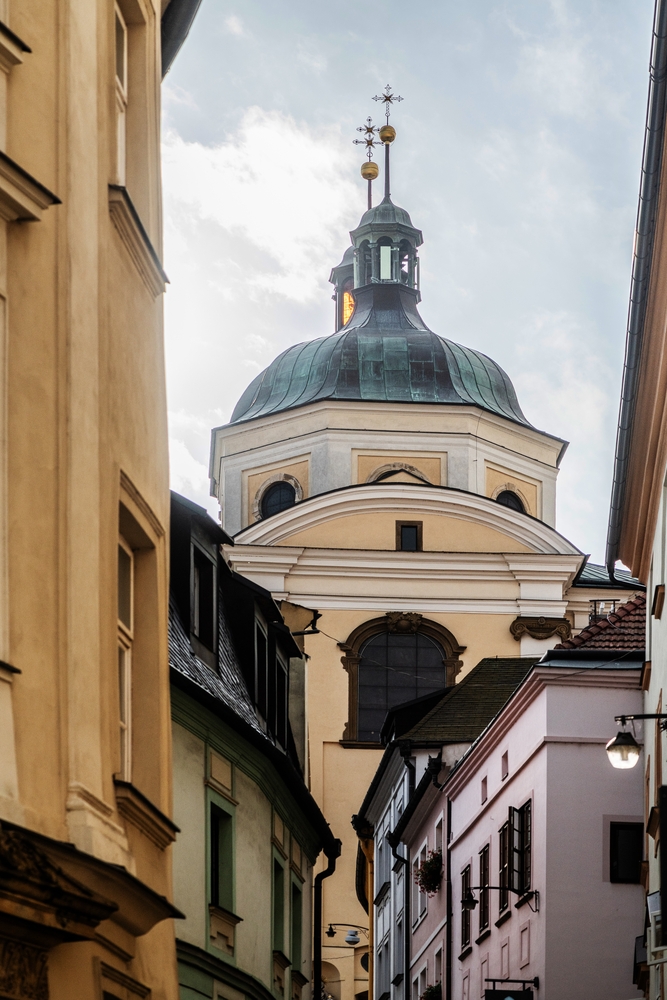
509, 616, 572, 642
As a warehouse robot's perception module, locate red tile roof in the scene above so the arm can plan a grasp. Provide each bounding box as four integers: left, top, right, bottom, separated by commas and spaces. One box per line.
555, 594, 646, 650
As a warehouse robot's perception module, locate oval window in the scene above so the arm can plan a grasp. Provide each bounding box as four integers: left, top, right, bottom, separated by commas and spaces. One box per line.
260, 481, 297, 519
495, 490, 525, 513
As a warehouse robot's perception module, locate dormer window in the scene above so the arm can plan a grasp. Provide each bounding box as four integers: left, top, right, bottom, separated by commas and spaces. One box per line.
192, 546, 215, 651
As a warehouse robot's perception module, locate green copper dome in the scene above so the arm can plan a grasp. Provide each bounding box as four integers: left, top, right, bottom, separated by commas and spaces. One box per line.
230, 283, 530, 427
230, 196, 530, 428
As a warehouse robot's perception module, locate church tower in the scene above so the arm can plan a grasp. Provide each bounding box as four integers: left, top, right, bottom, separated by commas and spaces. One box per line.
209, 95, 638, 1000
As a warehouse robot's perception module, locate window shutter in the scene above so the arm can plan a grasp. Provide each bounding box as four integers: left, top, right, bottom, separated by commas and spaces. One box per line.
509, 806, 521, 893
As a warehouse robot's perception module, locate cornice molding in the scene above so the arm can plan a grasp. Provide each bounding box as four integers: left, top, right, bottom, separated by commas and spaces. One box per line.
108, 185, 168, 297
235, 484, 581, 556
113, 780, 179, 851
0, 151, 60, 222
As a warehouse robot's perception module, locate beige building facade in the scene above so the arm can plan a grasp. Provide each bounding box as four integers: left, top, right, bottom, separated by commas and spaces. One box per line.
211, 183, 640, 1000
0, 1, 201, 997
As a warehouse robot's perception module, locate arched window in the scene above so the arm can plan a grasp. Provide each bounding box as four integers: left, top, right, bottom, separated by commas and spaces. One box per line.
260, 481, 296, 519
339, 613, 465, 743
377, 238, 393, 281
495, 490, 525, 514
399, 240, 413, 286
341, 278, 355, 326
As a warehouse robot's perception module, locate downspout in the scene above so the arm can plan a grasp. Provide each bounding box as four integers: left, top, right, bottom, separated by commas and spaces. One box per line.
313, 839, 343, 1000
445, 798, 452, 1000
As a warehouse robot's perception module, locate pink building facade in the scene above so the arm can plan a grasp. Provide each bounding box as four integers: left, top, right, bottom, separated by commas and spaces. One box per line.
400, 652, 644, 1000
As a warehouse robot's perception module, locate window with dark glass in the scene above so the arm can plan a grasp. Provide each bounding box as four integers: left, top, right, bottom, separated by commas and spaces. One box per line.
610, 822, 643, 883
509, 801, 531, 895
255, 623, 267, 719
210, 804, 233, 911
275, 653, 288, 750
496, 490, 525, 513
357, 631, 446, 742
478, 844, 490, 932
499, 821, 509, 912
193, 546, 215, 650
396, 521, 422, 552
291, 881, 302, 969
273, 858, 285, 951
261, 481, 296, 519
461, 866, 471, 949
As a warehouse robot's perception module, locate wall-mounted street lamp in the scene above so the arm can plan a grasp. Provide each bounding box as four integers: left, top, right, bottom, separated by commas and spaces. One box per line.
462, 885, 539, 914
325, 923, 368, 945
606, 714, 667, 769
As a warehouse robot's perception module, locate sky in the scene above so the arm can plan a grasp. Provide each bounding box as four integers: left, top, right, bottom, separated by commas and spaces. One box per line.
162, 0, 655, 564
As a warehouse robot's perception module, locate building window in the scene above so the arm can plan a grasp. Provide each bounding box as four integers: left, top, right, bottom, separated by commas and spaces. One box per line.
114, 4, 128, 184
273, 858, 285, 951
210, 803, 234, 912
255, 621, 268, 719
342, 278, 355, 326
481, 777, 487, 803
291, 881, 302, 970
501, 751, 509, 780
193, 546, 216, 651
610, 822, 643, 883
478, 845, 490, 933
499, 822, 509, 912
357, 631, 446, 742
379, 242, 393, 280
461, 866, 471, 949
117, 538, 133, 781
510, 801, 531, 895
495, 490, 525, 514
261, 481, 296, 519
396, 521, 423, 552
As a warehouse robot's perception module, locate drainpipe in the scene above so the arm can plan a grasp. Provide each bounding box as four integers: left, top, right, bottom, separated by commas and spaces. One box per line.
314, 839, 343, 1000
445, 798, 452, 1000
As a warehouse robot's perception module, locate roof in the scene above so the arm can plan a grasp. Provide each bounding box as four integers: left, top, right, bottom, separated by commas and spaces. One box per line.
161, 0, 204, 78
400, 656, 539, 744
573, 561, 643, 590
230, 281, 533, 428
554, 594, 646, 650
606, 0, 667, 577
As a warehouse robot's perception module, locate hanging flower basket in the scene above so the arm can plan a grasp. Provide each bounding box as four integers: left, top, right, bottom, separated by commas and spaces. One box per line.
414, 849, 443, 896
420, 984, 442, 1000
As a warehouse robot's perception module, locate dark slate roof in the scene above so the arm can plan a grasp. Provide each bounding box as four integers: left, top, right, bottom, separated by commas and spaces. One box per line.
161, 0, 204, 77
355, 197, 419, 232
401, 657, 539, 744
574, 561, 643, 590
169, 598, 264, 736
230, 283, 532, 428
555, 594, 646, 651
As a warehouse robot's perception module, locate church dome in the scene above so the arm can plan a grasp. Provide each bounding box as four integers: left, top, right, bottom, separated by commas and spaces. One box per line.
230, 281, 530, 427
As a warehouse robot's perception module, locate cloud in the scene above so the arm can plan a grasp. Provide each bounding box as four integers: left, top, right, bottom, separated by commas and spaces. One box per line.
162, 108, 359, 304
224, 15, 245, 36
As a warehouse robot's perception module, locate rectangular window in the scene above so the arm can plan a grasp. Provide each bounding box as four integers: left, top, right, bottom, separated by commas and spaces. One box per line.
509, 801, 531, 895
255, 622, 268, 720
117, 538, 133, 781
273, 858, 285, 951
275, 653, 288, 749
291, 881, 302, 969
481, 776, 487, 803
478, 845, 490, 932
434, 948, 442, 985
435, 818, 443, 853
501, 751, 509, 780
461, 866, 471, 949
380, 244, 392, 280
114, 5, 127, 184
396, 520, 423, 552
610, 822, 643, 883
210, 804, 234, 911
193, 546, 215, 650
498, 822, 509, 912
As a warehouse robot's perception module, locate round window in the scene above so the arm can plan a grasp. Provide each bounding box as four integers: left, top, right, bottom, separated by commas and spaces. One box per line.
260, 481, 297, 519
495, 490, 525, 513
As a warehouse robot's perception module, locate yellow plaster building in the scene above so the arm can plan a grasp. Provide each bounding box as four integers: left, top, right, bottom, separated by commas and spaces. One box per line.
210, 170, 640, 1000
0, 1, 202, 997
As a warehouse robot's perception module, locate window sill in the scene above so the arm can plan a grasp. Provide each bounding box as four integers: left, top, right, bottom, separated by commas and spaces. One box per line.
475, 929, 491, 945
108, 184, 168, 297
339, 740, 383, 749
515, 893, 534, 910
458, 946, 472, 962
0, 150, 60, 222
495, 910, 511, 927
391, 974, 404, 986
374, 881, 391, 906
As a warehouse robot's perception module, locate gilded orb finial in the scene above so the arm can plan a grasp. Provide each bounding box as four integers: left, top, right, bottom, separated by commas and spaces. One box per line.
354, 116, 381, 210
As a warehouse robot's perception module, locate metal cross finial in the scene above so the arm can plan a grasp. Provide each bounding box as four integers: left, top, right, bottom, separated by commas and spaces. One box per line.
353, 116, 380, 160
372, 84, 403, 123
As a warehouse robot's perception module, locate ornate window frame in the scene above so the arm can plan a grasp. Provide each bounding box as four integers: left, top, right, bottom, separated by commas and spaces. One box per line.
338, 612, 466, 744
253, 473, 304, 522
490, 481, 530, 514
366, 462, 431, 485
